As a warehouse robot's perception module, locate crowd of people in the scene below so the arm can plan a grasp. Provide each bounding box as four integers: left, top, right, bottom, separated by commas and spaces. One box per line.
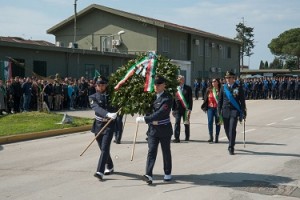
0, 76, 97, 115
1, 74, 298, 116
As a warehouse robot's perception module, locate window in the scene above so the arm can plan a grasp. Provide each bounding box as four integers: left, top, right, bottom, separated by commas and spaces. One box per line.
162, 37, 170, 53
197, 40, 204, 56
12, 58, 25, 77
33, 61, 47, 77
205, 41, 211, 57
180, 39, 187, 55
99, 65, 110, 78
85, 64, 95, 79
101, 36, 112, 52
227, 47, 232, 58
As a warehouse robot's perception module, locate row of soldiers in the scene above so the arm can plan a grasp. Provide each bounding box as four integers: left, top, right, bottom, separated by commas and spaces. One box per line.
196, 76, 300, 101
241, 76, 300, 100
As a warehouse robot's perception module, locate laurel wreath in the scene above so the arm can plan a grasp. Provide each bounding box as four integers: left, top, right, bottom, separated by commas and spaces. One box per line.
108, 54, 179, 115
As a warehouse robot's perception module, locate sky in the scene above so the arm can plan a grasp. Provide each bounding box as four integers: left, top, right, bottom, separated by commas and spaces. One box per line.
1, 0, 299, 69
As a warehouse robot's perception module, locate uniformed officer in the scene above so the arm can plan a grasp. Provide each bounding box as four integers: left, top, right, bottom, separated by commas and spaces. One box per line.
114, 114, 124, 144
89, 77, 118, 180
136, 75, 173, 185
218, 71, 246, 155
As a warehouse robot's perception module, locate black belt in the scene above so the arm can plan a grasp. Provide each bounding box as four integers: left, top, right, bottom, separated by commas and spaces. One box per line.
151, 118, 170, 125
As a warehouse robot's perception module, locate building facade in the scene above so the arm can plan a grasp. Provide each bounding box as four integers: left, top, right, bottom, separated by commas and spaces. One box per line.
1, 4, 241, 85
47, 4, 241, 85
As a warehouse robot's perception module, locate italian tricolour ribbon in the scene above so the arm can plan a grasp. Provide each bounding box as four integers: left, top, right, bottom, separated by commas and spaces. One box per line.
176, 86, 189, 122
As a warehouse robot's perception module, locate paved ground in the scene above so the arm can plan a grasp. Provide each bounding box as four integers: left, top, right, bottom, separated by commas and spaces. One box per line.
1, 100, 300, 200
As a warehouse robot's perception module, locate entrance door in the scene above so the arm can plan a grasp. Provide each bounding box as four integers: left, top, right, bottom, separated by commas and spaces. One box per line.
170, 59, 192, 86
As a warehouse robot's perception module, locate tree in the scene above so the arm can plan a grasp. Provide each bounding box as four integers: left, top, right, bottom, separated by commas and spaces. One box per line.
268, 28, 300, 69
269, 57, 283, 69
235, 21, 255, 69
284, 58, 297, 70
259, 60, 265, 69
264, 61, 269, 69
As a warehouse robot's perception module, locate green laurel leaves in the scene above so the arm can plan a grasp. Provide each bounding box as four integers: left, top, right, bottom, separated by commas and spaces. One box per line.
109, 54, 179, 116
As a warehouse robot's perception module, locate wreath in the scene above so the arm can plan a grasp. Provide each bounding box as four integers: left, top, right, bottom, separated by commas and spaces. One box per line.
108, 53, 179, 115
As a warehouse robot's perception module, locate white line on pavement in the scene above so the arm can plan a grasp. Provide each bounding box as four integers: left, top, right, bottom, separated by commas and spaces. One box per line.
219, 129, 256, 141
283, 117, 295, 121
219, 137, 227, 141
267, 122, 276, 126
240, 129, 256, 134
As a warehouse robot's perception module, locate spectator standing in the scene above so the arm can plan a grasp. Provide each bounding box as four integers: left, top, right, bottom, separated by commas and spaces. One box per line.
0, 80, 7, 115
193, 79, 200, 100
11, 76, 22, 113
201, 79, 207, 100
22, 77, 32, 112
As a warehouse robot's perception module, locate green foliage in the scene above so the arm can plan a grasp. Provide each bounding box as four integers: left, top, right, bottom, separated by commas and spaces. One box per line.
269, 57, 283, 69
0, 112, 93, 136
108, 54, 179, 116
268, 28, 300, 69
264, 61, 269, 69
259, 60, 265, 69
235, 22, 255, 57
284, 58, 297, 70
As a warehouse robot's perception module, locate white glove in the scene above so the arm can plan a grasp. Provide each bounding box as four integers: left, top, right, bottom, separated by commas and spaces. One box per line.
106, 112, 117, 119
136, 116, 145, 123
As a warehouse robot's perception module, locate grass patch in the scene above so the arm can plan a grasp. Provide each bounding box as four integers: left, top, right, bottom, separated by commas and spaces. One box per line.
0, 112, 93, 137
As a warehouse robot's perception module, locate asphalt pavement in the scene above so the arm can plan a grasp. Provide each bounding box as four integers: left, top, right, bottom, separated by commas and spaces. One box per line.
1, 99, 300, 200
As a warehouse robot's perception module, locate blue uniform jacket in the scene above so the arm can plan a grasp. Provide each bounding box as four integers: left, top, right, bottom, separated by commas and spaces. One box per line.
89, 92, 116, 134
218, 83, 246, 119
144, 92, 173, 137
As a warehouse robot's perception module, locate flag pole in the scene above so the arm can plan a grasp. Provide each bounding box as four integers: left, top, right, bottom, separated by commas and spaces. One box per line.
243, 119, 246, 148
80, 108, 122, 156
130, 121, 139, 161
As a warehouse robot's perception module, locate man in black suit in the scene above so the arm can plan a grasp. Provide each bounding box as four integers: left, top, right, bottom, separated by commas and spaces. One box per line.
136, 75, 173, 185
172, 75, 193, 142
218, 71, 246, 155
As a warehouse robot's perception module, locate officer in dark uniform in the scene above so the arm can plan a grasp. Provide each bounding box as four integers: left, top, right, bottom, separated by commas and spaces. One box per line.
136, 75, 173, 185
218, 71, 246, 155
89, 77, 118, 180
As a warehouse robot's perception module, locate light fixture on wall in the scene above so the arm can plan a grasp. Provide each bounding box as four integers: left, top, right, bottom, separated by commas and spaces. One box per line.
117, 30, 125, 35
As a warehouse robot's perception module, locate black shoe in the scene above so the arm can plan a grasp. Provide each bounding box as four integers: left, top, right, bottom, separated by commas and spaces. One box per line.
94, 172, 103, 180
142, 175, 153, 185
228, 148, 234, 155
207, 138, 213, 143
114, 140, 121, 144
215, 137, 219, 143
172, 139, 180, 143
185, 138, 189, 141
